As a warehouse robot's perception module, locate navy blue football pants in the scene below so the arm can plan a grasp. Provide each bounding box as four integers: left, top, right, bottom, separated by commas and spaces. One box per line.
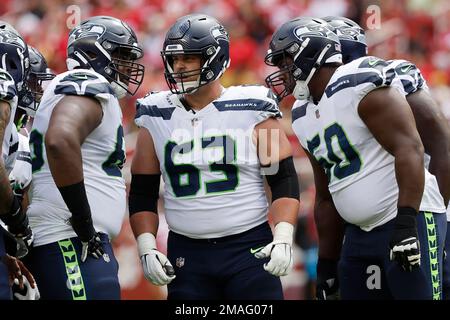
442, 221, 450, 299
24, 233, 120, 300
0, 226, 12, 300
339, 211, 446, 300
167, 222, 283, 300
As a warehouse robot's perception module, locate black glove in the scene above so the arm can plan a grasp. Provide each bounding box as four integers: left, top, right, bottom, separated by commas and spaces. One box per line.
69, 215, 105, 262
1, 196, 29, 235
3, 226, 33, 259
389, 207, 421, 272
316, 258, 339, 300
1, 196, 33, 259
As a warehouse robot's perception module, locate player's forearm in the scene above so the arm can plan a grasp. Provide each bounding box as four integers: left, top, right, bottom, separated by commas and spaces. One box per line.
314, 198, 344, 260
428, 155, 450, 206
407, 89, 450, 205
394, 148, 425, 211
130, 211, 159, 239
45, 134, 84, 186
0, 102, 13, 214
270, 197, 299, 226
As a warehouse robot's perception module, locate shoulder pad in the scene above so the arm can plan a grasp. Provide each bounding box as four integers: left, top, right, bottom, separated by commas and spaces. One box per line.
135, 100, 176, 121
214, 85, 281, 117
54, 71, 114, 98
388, 60, 425, 95
325, 58, 393, 98
358, 56, 390, 72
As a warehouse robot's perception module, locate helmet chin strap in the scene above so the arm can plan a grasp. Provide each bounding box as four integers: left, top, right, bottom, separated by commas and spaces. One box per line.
293, 44, 332, 101
177, 77, 201, 95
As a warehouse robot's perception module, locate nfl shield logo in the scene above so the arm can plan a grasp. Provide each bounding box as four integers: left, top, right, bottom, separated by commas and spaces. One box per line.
315, 109, 320, 119
176, 257, 185, 268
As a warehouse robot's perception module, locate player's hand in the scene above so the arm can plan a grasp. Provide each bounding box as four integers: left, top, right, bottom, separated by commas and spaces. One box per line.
2, 254, 37, 292
13, 276, 40, 300
137, 233, 175, 286
14, 226, 34, 259
389, 207, 421, 272
254, 222, 294, 277
69, 215, 105, 262
2, 195, 31, 240
80, 233, 105, 263
254, 241, 293, 276
140, 250, 176, 286
316, 258, 339, 300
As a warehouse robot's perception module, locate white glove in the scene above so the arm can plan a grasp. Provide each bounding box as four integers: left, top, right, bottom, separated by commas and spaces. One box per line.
254, 222, 294, 277
13, 276, 40, 300
137, 233, 175, 286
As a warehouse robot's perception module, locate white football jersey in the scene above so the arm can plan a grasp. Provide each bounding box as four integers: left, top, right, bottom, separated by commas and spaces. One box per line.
135, 85, 281, 239
28, 69, 126, 246
0, 68, 18, 173
292, 56, 445, 231
9, 128, 32, 192
4, 125, 19, 175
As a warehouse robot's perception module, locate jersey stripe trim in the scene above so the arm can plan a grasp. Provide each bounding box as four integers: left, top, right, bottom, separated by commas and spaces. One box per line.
213, 99, 281, 117
291, 103, 308, 122
135, 101, 176, 120
325, 72, 384, 98
8, 141, 18, 156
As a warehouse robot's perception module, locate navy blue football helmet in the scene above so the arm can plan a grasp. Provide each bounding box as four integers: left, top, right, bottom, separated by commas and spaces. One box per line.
161, 14, 230, 94
323, 16, 367, 64
18, 46, 55, 117
0, 25, 30, 96
67, 16, 144, 97
265, 17, 342, 101
0, 20, 20, 35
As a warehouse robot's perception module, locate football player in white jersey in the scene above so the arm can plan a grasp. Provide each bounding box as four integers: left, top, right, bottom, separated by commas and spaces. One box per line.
0, 23, 38, 300
130, 14, 300, 299
9, 46, 55, 212
25, 16, 144, 300
321, 16, 450, 300
265, 17, 446, 299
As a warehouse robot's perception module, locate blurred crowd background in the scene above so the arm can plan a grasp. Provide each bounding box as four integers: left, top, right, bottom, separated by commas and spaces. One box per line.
2, 0, 450, 299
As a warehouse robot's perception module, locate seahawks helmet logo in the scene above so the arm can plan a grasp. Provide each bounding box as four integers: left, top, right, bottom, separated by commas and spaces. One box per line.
68, 24, 105, 46
0, 31, 26, 48
211, 25, 228, 42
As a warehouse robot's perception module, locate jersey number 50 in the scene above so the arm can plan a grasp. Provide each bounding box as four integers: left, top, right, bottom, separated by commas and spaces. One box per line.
307, 122, 362, 181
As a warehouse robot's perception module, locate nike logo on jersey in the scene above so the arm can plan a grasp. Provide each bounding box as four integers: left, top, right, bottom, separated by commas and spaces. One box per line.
400, 64, 414, 73
368, 59, 381, 66
71, 73, 89, 80
250, 246, 265, 254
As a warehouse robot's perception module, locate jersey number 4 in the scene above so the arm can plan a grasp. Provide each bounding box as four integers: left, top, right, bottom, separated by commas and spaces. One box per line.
165, 135, 238, 197
307, 123, 362, 181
